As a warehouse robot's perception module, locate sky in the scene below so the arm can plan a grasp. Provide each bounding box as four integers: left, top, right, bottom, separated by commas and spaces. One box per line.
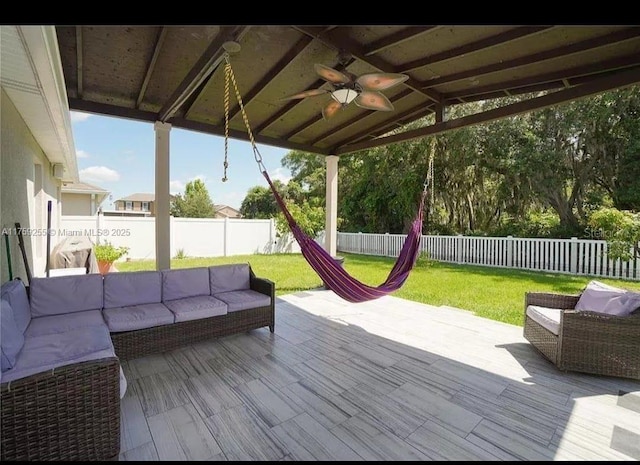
70, 111, 292, 210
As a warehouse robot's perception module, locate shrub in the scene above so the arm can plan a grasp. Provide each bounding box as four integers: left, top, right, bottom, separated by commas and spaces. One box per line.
94, 241, 129, 263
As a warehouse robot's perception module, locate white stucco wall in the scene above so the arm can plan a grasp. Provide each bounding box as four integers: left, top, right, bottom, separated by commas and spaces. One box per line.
1, 89, 62, 281
61, 193, 92, 216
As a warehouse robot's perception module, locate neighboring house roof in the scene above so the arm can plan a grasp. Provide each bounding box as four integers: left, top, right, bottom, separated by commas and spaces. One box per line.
214, 204, 242, 218
116, 193, 176, 202
61, 181, 109, 195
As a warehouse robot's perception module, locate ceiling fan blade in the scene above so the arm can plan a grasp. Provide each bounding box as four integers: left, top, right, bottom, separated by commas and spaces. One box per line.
356, 73, 409, 91
314, 63, 351, 84
280, 88, 328, 101
354, 91, 395, 111
322, 100, 343, 120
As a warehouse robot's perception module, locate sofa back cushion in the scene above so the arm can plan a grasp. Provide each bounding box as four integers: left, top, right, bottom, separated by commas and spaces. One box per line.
104, 271, 162, 309
600, 291, 640, 317
209, 263, 251, 294
1, 298, 25, 371
162, 267, 210, 301
0, 279, 31, 333
30, 274, 104, 317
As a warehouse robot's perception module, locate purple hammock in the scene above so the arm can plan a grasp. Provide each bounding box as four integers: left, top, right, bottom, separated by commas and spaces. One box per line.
263, 171, 426, 303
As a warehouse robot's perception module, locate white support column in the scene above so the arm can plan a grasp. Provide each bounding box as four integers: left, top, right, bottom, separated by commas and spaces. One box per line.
154, 121, 171, 270
325, 155, 339, 257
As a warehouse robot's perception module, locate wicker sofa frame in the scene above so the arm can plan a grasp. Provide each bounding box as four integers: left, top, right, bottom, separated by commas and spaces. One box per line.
111, 272, 275, 360
0, 267, 275, 461
524, 292, 640, 380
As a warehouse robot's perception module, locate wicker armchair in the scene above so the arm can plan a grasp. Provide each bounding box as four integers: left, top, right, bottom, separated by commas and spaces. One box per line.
524, 292, 640, 380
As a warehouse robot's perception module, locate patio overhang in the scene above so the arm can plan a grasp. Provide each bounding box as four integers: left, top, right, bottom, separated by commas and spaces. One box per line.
55, 25, 640, 156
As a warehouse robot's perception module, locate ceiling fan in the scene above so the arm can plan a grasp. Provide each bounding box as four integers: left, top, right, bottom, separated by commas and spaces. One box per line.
281, 61, 409, 120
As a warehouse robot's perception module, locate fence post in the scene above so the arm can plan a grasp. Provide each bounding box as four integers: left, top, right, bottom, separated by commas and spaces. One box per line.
457, 234, 463, 264
359, 231, 363, 254
506, 235, 513, 267
96, 211, 103, 245
223, 217, 229, 257
384, 233, 389, 256
570, 236, 578, 274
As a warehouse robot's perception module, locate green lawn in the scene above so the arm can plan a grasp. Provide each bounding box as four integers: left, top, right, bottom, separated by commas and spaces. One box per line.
117, 252, 640, 327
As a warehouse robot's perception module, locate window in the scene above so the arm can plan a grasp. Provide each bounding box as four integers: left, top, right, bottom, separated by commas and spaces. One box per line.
142, 201, 149, 211
125, 201, 133, 210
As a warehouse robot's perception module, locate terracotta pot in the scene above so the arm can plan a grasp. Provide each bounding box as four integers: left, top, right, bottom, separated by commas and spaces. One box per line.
97, 261, 118, 275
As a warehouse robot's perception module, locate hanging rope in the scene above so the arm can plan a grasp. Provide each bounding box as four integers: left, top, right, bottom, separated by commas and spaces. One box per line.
220, 55, 431, 303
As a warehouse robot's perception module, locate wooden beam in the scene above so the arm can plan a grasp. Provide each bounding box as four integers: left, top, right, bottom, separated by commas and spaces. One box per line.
158, 25, 249, 122
295, 26, 442, 104
76, 26, 83, 98
68, 97, 329, 155
364, 27, 437, 56
422, 27, 640, 89
226, 34, 314, 122
136, 27, 167, 109
445, 54, 640, 101
335, 66, 640, 155
398, 26, 552, 73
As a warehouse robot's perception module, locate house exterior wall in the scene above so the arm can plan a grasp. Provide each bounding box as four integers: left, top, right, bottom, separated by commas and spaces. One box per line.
61, 193, 92, 215
1, 89, 62, 282
115, 200, 155, 215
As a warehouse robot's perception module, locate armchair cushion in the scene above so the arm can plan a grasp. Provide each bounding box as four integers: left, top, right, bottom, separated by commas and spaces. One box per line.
526, 305, 562, 335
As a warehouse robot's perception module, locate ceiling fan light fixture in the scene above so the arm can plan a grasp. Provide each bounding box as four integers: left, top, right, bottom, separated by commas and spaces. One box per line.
330, 88, 358, 105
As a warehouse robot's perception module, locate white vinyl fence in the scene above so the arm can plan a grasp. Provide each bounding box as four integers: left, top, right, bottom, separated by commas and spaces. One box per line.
337, 232, 640, 281
58, 215, 301, 260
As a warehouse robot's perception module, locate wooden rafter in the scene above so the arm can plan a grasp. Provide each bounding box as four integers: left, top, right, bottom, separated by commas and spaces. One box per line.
136, 27, 167, 109
364, 27, 438, 56
226, 34, 314, 122
335, 66, 640, 155
76, 26, 83, 98
445, 54, 640, 101
158, 26, 249, 122
398, 26, 552, 73
422, 27, 640, 89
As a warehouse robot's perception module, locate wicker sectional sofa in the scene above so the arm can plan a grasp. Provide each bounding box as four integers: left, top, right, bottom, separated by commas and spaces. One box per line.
0, 263, 275, 461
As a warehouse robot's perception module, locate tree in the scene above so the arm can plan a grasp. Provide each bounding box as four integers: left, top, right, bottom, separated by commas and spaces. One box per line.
170, 179, 215, 218
588, 207, 640, 261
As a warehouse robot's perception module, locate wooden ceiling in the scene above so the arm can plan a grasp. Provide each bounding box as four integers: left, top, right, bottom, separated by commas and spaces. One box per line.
55, 25, 640, 156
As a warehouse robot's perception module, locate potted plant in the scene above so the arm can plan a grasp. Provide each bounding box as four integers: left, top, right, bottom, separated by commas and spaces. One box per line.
94, 241, 129, 274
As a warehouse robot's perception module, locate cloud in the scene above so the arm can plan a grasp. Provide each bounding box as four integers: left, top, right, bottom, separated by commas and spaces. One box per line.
219, 191, 244, 209
70, 111, 92, 123
76, 149, 90, 159
79, 166, 120, 183
271, 167, 292, 184
170, 180, 185, 195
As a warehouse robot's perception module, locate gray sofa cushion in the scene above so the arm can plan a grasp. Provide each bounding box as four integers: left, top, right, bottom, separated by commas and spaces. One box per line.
102, 302, 174, 332
574, 280, 625, 314
26, 310, 106, 337
162, 267, 210, 301
1, 326, 115, 383
214, 289, 271, 313
1, 279, 31, 333
1, 298, 25, 371
209, 263, 251, 294
30, 274, 104, 317
163, 295, 228, 323
104, 270, 162, 308
599, 291, 640, 317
